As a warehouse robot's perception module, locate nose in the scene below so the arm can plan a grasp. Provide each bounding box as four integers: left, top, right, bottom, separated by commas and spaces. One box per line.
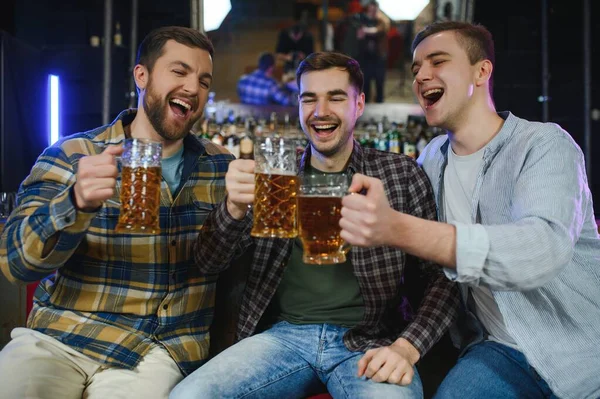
414, 64, 432, 85
313, 99, 330, 118
182, 75, 200, 95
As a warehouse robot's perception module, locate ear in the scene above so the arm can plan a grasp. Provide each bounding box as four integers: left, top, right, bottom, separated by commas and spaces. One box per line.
355, 91, 365, 119
475, 59, 493, 89
133, 64, 148, 91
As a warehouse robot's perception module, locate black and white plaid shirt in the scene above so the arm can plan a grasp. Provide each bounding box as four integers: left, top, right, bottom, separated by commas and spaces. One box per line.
195, 141, 459, 356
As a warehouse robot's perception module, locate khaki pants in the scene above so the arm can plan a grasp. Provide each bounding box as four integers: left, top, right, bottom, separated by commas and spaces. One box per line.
0, 328, 183, 399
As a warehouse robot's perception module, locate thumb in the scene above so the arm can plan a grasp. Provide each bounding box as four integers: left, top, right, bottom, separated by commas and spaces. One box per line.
349, 173, 378, 194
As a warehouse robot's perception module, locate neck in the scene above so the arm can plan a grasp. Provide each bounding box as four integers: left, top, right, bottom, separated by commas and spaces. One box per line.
309, 139, 353, 172
130, 104, 184, 158
447, 96, 504, 156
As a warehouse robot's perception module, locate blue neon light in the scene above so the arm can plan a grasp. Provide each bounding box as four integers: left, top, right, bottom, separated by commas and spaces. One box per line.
49, 75, 60, 145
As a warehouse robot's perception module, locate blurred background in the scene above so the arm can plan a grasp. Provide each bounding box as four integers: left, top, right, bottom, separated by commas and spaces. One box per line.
0, 0, 598, 203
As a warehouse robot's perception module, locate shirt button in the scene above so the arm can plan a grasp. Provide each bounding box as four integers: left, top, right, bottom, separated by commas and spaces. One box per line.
171, 240, 176, 246
65, 216, 71, 223
163, 304, 168, 310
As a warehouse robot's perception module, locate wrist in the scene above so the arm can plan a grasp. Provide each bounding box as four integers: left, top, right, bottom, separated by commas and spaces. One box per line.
392, 337, 421, 365
226, 198, 248, 220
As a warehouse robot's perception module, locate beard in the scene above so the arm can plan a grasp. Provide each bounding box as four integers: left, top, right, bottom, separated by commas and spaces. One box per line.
143, 80, 199, 142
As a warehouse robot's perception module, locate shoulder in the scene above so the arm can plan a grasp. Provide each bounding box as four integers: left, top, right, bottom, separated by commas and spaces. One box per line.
47, 126, 113, 161
198, 137, 235, 158
507, 114, 582, 157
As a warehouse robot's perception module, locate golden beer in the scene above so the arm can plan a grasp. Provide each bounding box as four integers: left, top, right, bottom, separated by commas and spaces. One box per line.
116, 166, 161, 234
251, 172, 298, 238
297, 195, 347, 264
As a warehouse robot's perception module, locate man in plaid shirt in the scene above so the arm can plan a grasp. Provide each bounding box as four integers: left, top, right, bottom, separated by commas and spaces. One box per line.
237, 52, 298, 106
0, 27, 233, 398
172, 52, 459, 398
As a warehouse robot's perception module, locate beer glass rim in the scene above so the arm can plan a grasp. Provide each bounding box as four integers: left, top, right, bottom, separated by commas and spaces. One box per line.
123, 137, 162, 146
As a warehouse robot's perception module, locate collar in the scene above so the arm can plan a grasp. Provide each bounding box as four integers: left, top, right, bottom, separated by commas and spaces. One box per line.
439, 111, 518, 160
298, 139, 364, 178
103, 109, 206, 156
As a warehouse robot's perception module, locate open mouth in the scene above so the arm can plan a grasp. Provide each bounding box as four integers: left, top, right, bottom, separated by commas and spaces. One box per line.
311, 123, 339, 135
169, 98, 192, 118
422, 88, 444, 108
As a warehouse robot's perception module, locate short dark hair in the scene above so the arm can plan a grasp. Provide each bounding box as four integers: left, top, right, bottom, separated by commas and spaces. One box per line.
136, 26, 214, 72
296, 51, 364, 94
412, 21, 495, 93
258, 52, 275, 72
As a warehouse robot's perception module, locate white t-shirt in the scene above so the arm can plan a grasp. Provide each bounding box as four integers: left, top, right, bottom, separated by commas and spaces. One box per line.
444, 144, 519, 350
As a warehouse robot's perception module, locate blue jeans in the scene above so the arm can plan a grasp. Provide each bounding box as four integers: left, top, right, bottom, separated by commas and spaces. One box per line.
171, 321, 423, 399
434, 341, 558, 399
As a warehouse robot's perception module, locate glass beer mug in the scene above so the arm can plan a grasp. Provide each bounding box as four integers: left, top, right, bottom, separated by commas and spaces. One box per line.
297, 173, 350, 264
115, 138, 162, 234
250, 136, 298, 238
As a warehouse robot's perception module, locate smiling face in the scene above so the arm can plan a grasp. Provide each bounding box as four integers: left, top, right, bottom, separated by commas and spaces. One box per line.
299, 67, 365, 160
136, 40, 213, 142
412, 31, 485, 131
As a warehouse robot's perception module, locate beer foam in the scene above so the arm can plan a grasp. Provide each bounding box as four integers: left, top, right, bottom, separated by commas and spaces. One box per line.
259, 169, 296, 177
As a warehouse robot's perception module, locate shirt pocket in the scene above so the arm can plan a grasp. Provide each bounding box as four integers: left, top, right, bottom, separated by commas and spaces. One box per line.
83, 200, 125, 261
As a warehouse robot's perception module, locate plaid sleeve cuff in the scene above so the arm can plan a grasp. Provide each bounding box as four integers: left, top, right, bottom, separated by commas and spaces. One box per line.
399, 274, 460, 356
47, 185, 98, 236
213, 198, 253, 236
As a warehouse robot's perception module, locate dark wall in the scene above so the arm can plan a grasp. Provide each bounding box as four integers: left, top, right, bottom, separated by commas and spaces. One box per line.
474, 0, 600, 214
9, 0, 189, 136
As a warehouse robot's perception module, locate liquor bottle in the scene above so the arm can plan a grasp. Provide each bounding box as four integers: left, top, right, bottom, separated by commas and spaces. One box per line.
387, 123, 401, 154
239, 119, 254, 160
374, 121, 388, 151
224, 124, 240, 158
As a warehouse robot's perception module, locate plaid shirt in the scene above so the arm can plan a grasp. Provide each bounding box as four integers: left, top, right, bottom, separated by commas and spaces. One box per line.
0, 110, 233, 375
237, 70, 297, 106
195, 141, 459, 356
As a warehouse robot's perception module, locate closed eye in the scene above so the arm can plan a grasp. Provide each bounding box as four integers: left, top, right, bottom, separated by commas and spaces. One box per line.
173, 70, 185, 76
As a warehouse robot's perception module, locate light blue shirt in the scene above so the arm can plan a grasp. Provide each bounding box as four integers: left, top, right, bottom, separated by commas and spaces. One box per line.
162, 145, 184, 196
418, 112, 600, 399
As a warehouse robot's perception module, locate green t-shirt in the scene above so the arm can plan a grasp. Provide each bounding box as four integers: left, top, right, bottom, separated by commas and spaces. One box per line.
274, 164, 364, 327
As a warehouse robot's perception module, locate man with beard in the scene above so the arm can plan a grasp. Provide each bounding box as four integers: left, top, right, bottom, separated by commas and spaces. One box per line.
0, 26, 233, 398
170, 52, 459, 399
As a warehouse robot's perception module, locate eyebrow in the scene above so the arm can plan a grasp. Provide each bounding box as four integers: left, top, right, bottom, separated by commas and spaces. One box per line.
169, 61, 213, 81
299, 89, 349, 99
411, 51, 452, 70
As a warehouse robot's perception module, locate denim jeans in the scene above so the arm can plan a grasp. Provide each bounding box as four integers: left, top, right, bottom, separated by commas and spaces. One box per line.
171, 321, 423, 399
434, 341, 558, 399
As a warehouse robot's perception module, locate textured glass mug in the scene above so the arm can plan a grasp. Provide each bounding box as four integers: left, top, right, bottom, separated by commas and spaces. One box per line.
115, 138, 162, 234
250, 136, 298, 238
297, 173, 351, 264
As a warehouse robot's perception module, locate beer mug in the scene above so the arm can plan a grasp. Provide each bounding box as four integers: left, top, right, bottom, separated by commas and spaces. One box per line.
250, 136, 298, 238
297, 173, 350, 265
115, 138, 162, 234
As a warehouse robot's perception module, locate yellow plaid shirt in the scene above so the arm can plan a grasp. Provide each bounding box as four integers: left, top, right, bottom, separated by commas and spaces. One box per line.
0, 110, 233, 375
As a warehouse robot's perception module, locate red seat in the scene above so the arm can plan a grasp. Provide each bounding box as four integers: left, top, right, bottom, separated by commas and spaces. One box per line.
25, 281, 39, 317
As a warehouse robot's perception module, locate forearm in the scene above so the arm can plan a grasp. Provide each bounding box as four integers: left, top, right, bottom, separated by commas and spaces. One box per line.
399, 269, 460, 356
1, 186, 96, 283
387, 212, 457, 269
